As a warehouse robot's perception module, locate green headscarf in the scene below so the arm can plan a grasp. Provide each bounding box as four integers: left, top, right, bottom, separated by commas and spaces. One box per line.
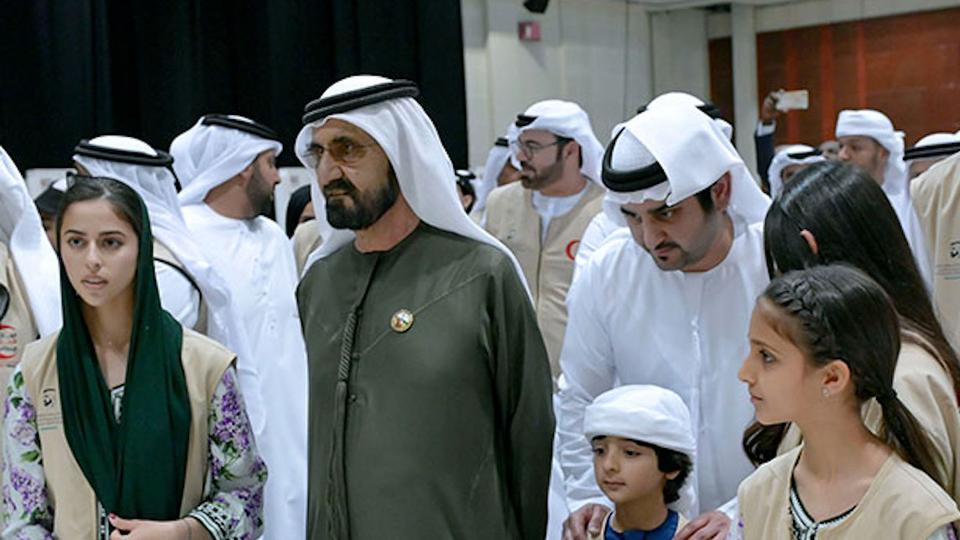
56, 178, 190, 518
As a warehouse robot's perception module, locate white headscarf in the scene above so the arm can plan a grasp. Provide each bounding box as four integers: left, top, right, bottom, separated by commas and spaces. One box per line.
835, 109, 909, 196
835, 110, 932, 286
510, 100, 605, 184
915, 132, 960, 148
604, 105, 770, 227
646, 91, 734, 141
908, 132, 960, 159
0, 147, 61, 335
584, 384, 697, 518
73, 136, 265, 433
767, 144, 825, 198
295, 75, 528, 291
171, 115, 283, 206
474, 125, 518, 215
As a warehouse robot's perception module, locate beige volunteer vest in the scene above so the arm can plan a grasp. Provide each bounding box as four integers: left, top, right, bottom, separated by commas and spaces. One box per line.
292, 220, 322, 277
0, 242, 38, 380
778, 333, 960, 505
738, 446, 959, 540
0, 242, 39, 471
912, 152, 960, 349
484, 181, 604, 376
153, 240, 208, 335
20, 328, 233, 539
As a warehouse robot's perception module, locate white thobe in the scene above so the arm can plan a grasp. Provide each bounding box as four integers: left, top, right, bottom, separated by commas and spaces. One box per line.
885, 186, 934, 290
155, 264, 200, 329
531, 188, 588, 243
181, 203, 308, 540
557, 219, 768, 514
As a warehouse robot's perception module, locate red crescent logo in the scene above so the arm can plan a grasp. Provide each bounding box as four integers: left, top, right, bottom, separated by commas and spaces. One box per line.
0, 324, 17, 361
565, 240, 581, 261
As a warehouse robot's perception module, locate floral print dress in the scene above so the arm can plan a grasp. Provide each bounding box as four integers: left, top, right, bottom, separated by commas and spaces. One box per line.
1, 366, 267, 540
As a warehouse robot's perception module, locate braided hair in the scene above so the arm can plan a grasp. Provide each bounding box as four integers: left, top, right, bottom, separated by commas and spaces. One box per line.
743, 265, 944, 489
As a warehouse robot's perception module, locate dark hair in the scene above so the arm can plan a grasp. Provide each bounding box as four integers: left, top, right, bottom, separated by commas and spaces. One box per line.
762, 161, 960, 413
694, 184, 715, 212
455, 176, 476, 214
650, 444, 692, 505
593, 436, 692, 505
553, 136, 584, 169
285, 184, 313, 237
56, 176, 144, 247
744, 265, 944, 489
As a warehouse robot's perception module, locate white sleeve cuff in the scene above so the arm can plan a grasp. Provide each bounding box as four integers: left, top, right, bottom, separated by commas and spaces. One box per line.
717, 495, 738, 520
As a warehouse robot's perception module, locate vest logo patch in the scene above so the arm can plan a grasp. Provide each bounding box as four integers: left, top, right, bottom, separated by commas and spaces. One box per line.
950, 240, 959, 259
565, 240, 581, 261
0, 324, 17, 361
37, 388, 62, 431
41, 388, 56, 409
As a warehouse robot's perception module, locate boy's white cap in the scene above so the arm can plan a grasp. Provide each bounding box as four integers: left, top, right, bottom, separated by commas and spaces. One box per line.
584, 385, 695, 454
584, 385, 697, 516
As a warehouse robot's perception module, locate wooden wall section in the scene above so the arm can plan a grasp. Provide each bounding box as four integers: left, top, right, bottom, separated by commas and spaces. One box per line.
709, 7, 960, 147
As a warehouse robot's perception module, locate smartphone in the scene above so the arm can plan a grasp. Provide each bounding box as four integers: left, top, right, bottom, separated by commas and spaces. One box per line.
776, 90, 809, 112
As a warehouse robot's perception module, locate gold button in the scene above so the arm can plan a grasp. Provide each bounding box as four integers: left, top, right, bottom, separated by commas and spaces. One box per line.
390, 309, 414, 333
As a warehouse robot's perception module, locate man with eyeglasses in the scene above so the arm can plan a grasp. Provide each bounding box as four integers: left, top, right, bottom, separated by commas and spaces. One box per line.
484, 100, 605, 379
170, 114, 309, 540
294, 75, 554, 540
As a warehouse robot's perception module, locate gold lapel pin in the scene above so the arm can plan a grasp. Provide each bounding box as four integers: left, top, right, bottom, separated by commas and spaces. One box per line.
390, 309, 415, 333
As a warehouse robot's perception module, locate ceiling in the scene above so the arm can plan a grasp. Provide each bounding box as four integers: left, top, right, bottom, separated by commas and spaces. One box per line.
627, 0, 798, 11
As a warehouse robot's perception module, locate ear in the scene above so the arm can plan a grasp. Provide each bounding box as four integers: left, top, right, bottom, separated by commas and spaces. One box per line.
664, 469, 680, 481
564, 140, 582, 163
712, 171, 733, 211
799, 229, 819, 255
875, 142, 890, 160
237, 161, 255, 183
821, 359, 852, 397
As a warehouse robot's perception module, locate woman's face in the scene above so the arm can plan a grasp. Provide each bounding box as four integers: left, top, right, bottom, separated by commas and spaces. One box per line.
59, 199, 138, 309
738, 298, 823, 425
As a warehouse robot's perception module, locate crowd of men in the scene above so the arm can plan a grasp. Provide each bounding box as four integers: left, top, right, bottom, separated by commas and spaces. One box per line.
1, 73, 959, 539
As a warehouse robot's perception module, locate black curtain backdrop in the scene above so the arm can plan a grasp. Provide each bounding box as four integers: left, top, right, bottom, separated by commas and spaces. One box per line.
0, 1, 468, 171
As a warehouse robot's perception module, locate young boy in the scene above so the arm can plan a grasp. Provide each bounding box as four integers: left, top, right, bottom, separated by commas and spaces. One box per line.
584, 385, 696, 540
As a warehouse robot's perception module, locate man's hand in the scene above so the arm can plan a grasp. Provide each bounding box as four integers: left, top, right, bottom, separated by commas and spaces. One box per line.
562, 503, 611, 540
108, 515, 210, 539
675, 511, 732, 540
760, 90, 784, 125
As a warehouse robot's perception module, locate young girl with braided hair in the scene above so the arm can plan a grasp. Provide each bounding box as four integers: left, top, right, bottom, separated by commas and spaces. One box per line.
736, 265, 959, 539
743, 161, 960, 507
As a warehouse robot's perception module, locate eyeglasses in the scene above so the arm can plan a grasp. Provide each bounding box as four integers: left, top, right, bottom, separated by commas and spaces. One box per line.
510, 137, 571, 159
303, 138, 378, 169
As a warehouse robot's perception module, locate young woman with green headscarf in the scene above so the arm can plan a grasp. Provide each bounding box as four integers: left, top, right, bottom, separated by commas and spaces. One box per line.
2, 177, 267, 539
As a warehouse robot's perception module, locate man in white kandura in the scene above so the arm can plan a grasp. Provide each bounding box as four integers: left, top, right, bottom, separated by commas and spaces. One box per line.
559, 104, 771, 540
171, 114, 307, 540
